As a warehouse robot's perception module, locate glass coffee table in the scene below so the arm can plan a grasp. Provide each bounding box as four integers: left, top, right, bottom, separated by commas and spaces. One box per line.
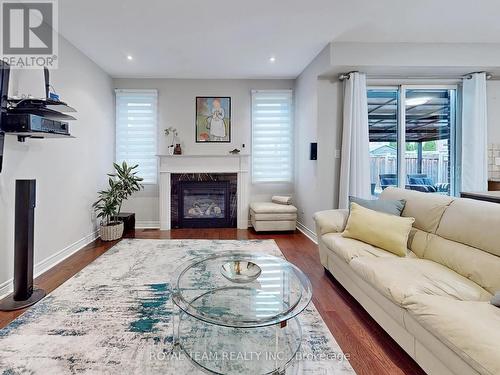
171, 252, 313, 374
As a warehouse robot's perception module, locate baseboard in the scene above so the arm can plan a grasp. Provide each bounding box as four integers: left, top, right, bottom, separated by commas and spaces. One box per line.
0, 279, 13, 300
0, 230, 99, 300
135, 221, 160, 229
296, 221, 318, 244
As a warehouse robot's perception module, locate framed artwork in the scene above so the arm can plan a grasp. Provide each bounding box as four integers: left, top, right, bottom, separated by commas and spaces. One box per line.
196, 97, 231, 143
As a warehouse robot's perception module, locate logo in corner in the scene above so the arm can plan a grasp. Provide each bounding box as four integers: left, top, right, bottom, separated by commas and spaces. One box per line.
0, 0, 58, 68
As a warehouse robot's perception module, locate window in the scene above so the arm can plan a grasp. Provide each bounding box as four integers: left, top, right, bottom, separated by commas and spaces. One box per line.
115, 89, 158, 184
251, 90, 293, 183
368, 85, 457, 196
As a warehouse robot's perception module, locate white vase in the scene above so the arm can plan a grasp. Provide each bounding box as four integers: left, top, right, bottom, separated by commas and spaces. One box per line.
168, 146, 174, 155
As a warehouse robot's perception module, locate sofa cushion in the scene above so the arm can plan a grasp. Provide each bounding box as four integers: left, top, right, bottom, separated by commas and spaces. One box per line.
406, 227, 429, 258
404, 294, 500, 375
349, 257, 492, 305
349, 196, 406, 216
342, 203, 415, 257
322, 233, 400, 264
424, 234, 500, 295
380, 187, 454, 233
249, 202, 297, 214
436, 198, 500, 258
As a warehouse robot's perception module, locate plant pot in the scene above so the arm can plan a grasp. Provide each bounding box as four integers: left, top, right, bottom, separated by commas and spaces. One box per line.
174, 143, 182, 155
99, 221, 124, 241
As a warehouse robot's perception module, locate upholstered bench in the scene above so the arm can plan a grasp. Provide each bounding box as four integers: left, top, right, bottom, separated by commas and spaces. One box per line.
250, 202, 297, 232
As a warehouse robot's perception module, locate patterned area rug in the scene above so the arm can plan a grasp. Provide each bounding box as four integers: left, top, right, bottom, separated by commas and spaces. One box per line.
0, 239, 355, 374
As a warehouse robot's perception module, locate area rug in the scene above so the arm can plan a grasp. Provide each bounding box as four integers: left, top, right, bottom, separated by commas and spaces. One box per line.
0, 239, 355, 374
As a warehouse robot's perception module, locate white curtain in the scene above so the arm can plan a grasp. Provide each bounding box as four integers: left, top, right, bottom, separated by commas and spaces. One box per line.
462, 73, 488, 192
338, 72, 371, 209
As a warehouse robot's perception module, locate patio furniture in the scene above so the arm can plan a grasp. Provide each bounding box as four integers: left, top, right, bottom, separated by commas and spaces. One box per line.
407, 174, 449, 193
379, 174, 397, 190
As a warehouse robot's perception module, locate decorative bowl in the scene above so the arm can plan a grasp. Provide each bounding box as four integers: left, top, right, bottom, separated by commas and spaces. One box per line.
221, 261, 262, 283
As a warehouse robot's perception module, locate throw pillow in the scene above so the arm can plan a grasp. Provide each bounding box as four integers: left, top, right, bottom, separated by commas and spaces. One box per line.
342, 202, 415, 257
349, 196, 406, 216
422, 177, 434, 185
409, 177, 425, 185
491, 292, 500, 308
271, 195, 292, 205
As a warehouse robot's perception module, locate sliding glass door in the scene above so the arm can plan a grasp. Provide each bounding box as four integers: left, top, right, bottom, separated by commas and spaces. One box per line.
367, 88, 399, 196
368, 85, 457, 197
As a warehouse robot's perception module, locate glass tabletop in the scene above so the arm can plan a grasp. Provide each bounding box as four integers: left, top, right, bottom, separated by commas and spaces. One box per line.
172, 252, 312, 328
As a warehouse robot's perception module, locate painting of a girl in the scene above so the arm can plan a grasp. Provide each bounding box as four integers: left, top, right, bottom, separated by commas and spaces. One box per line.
196, 97, 231, 142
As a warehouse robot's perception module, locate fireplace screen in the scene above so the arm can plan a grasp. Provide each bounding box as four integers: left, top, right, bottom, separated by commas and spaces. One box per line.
179, 181, 231, 227
183, 189, 225, 219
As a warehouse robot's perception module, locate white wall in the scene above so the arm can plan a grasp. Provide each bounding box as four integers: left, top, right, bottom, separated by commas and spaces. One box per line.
0, 37, 114, 294
331, 42, 500, 70
112, 78, 295, 225
293, 46, 337, 233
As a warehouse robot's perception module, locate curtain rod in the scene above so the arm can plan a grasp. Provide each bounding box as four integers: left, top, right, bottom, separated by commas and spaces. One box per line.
338, 71, 493, 81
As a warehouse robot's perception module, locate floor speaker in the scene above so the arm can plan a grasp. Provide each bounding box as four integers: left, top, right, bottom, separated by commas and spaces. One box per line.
0, 180, 46, 311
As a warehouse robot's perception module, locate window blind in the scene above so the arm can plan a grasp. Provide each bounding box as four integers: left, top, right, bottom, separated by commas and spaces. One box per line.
252, 90, 293, 183
115, 89, 158, 184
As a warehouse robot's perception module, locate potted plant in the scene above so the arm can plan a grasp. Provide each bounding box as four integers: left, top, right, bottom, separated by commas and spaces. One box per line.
93, 178, 123, 241
93, 162, 144, 241
164, 126, 179, 155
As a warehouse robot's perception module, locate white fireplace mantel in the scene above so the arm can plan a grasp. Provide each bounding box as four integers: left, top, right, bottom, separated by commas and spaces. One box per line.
158, 154, 250, 230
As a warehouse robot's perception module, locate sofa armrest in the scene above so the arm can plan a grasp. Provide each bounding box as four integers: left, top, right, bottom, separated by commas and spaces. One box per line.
313, 209, 349, 237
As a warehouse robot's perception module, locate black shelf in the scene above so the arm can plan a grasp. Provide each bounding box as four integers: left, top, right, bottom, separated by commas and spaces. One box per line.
8, 98, 76, 113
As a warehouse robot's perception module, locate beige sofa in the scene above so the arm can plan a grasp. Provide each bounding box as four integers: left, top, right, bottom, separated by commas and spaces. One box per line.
313, 188, 500, 375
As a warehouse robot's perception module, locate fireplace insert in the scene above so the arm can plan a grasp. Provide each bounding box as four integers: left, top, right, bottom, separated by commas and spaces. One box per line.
178, 181, 231, 228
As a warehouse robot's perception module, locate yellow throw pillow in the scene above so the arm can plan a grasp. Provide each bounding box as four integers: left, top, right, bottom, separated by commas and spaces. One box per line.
342, 202, 415, 257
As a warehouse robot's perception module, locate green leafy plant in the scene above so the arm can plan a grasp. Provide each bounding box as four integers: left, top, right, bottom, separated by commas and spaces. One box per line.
93, 162, 144, 226
109, 161, 144, 214
92, 178, 121, 226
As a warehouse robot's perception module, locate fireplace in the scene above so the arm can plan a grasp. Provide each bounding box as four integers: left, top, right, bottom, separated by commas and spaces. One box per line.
159, 155, 249, 230
177, 180, 233, 228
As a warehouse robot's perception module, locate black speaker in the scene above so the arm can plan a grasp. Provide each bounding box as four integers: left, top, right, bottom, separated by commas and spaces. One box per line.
0, 180, 46, 311
310, 142, 317, 160
0, 132, 4, 173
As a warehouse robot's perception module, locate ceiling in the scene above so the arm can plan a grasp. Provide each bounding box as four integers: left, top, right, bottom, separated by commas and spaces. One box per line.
58, 0, 500, 79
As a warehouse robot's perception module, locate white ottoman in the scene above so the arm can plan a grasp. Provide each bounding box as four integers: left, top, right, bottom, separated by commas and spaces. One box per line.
250, 202, 297, 232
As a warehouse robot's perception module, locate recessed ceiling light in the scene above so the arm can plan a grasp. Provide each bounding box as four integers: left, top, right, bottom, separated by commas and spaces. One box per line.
269, 56, 276, 63
406, 97, 431, 106
127, 55, 133, 61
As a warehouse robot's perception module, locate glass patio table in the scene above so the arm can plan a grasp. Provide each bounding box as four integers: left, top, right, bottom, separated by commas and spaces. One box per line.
171, 252, 313, 375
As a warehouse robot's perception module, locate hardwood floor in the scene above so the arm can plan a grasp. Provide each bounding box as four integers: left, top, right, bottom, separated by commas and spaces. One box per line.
0, 229, 425, 375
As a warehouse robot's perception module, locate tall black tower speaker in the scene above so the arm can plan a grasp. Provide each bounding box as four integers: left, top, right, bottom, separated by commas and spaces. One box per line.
0, 180, 46, 311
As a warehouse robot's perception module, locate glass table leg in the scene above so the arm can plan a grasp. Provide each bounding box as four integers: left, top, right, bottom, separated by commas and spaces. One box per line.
171, 303, 180, 351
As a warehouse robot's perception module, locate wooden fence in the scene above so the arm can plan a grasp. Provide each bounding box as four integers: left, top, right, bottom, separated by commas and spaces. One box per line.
370, 152, 449, 187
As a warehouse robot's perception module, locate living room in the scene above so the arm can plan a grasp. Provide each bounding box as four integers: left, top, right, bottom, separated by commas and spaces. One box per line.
0, 1, 499, 374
